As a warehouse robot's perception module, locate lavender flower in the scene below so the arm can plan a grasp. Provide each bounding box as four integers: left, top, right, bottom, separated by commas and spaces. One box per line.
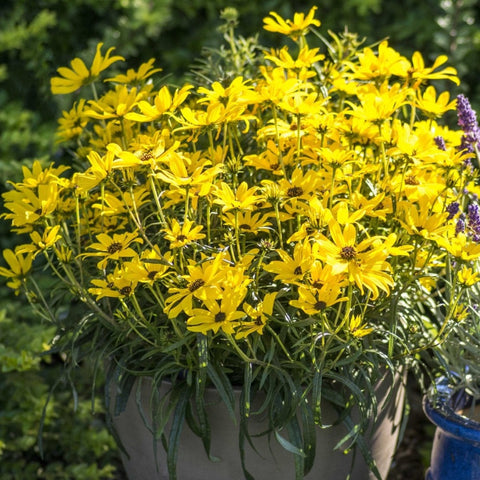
434, 136, 446, 151
446, 201, 460, 220
467, 203, 480, 242
457, 94, 479, 132
456, 213, 466, 235
456, 94, 480, 153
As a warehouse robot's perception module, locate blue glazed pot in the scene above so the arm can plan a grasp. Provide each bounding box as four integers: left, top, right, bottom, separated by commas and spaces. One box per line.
423, 377, 480, 480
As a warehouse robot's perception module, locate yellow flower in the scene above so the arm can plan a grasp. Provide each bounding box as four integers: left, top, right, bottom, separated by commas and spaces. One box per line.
437, 233, 480, 261
86, 85, 145, 120
125, 84, 193, 122
236, 292, 277, 339
163, 219, 206, 249
51, 42, 124, 94
349, 82, 408, 124
349, 315, 374, 338
17, 226, 62, 256
278, 90, 326, 117
154, 152, 222, 194
213, 181, 260, 212
397, 199, 449, 242
415, 85, 456, 118
263, 6, 320, 41
0, 248, 33, 292
392, 51, 459, 88
72, 146, 116, 192
457, 266, 480, 287
186, 289, 246, 335
351, 40, 410, 83
290, 284, 346, 316
452, 304, 469, 323
123, 250, 173, 285
2, 183, 60, 233
264, 241, 314, 284
56, 99, 89, 143
264, 46, 324, 78
105, 58, 162, 85
89, 268, 138, 300
83, 232, 143, 269
222, 210, 272, 235
165, 256, 225, 318
314, 220, 395, 298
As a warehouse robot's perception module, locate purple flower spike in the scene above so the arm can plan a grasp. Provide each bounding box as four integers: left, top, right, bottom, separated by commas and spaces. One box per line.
446, 201, 460, 220
456, 94, 480, 153
457, 94, 479, 132
456, 213, 466, 235
434, 136, 447, 151
467, 203, 480, 242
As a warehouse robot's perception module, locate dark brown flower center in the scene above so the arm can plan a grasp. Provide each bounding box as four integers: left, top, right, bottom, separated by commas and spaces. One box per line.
215, 312, 226, 323
177, 234, 187, 242
340, 245, 357, 260
294, 266, 303, 275
189, 279, 205, 292
287, 186, 304, 198
120, 286, 132, 296
107, 242, 123, 254
314, 300, 327, 311
405, 175, 419, 185
141, 150, 154, 162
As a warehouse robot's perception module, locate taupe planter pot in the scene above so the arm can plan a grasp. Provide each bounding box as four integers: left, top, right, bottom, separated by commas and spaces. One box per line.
111, 372, 405, 480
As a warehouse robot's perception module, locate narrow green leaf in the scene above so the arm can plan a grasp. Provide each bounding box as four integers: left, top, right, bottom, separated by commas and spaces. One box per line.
274, 428, 305, 458
195, 334, 212, 458
285, 416, 305, 480
166, 385, 190, 480
206, 363, 235, 421
300, 400, 316, 475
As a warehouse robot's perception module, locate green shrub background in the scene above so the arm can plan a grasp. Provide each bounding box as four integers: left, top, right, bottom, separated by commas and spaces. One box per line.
0, 0, 479, 477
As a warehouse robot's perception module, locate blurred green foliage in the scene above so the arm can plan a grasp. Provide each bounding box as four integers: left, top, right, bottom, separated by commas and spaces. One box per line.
0, 0, 479, 477
0, 303, 121, 479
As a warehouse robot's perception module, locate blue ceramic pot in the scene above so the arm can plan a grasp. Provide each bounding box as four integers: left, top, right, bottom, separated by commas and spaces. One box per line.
423, 377, 480, 480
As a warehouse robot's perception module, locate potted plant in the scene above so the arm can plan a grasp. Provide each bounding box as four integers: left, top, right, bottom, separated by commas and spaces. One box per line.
422, 90, 480, 480
423, 298, 480, 480
1, 6, 478, 480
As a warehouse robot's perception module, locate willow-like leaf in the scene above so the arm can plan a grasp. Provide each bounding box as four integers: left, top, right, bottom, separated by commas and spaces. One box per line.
195, 334, 212, 458
206, 362, 235, 421
166, 384, 190, 480
300, 399, 316, 475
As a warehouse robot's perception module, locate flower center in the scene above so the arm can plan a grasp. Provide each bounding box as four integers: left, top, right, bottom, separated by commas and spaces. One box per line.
215, 312, 226, 323
107, 242, 123, 254
405, 175, 419, 185
287, 186, 304, 197
177, 234, 187, 242
189, 279, 205, 292
340, 245, 357, 260
120, 286, 132, 296
294, 266, 303, 275
147, 271, 157, 280
314, 300, 327, 311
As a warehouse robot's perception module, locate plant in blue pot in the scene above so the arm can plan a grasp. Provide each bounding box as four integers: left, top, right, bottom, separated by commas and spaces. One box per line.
423, 94, 480, 480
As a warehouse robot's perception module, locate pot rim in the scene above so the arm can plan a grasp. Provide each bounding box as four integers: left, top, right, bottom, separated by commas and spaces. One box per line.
423, 376, 480, 444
